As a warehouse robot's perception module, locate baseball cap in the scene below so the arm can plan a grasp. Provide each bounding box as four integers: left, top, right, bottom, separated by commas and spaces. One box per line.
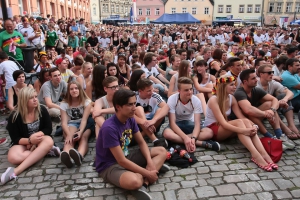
56, 58, 63, 65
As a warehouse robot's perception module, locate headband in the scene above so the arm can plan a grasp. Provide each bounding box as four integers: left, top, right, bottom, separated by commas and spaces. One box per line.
212, 76, 236, 95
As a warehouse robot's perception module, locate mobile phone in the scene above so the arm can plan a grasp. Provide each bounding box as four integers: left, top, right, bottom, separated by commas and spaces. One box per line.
73, 134, 79, 139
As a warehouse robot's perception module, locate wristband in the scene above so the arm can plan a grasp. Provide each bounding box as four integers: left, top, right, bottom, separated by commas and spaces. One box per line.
191, 136, 197, 141
28, 137, 32, 145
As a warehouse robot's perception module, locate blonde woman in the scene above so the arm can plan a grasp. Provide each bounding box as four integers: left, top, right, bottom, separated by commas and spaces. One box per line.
204, 75, 277, 172
120, 31, 131, 49
60, 81, 93, 168
2, 87, 54, 185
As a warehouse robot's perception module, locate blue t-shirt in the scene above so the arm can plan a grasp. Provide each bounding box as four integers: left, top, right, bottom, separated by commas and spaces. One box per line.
281, 71, 300, 98
95, 115, 139, 173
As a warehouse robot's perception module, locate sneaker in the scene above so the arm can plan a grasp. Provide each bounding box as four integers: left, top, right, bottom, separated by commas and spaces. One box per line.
131, 186, 152, 200
280, 134, 295, 150
1, 167, 17, 185
0, 138, 7, 146
159, 164, 170, 173
61, 151, 73, 168
282, 143, 288, 151
205, 140, 221, 152
69, 148, 83, 166
153, 138, 168, 148
52, 146, 61, 156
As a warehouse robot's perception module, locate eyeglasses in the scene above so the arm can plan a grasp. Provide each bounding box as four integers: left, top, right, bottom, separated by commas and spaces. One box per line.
261, 71, 274, 75
107, 85, 119, 90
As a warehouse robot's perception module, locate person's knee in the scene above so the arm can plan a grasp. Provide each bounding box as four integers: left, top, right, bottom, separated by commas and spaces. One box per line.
127, 174, 143, 190
234, 119, 246, 127
153, 146, 167, 155
42, 135, 54, 149
163, 129, 173, 140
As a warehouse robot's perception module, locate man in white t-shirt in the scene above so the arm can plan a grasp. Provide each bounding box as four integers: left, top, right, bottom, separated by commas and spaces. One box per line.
99, 31, 110, 49
0, 52, 19, 101
254, 29, 265, 44
135, 78, 168, 147
18, 17, 34, 46
142, 52, 169, 97
144, 77, 220, 152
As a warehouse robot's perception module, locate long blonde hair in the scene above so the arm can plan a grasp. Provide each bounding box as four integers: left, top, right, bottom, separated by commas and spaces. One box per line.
216, 75, 235, 121
63, 81, 90, 106
13, 87, 41, 123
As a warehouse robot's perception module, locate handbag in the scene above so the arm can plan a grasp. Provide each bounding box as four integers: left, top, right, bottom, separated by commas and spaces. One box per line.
260, 137, 282, 163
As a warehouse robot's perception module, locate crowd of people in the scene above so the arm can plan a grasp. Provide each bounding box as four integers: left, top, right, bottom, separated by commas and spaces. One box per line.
0, 14, 300, 199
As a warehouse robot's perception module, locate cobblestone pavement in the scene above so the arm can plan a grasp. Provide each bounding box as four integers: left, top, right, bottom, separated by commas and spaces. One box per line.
1, 114, 300, 200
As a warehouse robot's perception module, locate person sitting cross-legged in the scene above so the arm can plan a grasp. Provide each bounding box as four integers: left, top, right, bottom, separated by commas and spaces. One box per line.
95, 89, 169, 200
145, 77, 220, 152
1, 87, 54, 185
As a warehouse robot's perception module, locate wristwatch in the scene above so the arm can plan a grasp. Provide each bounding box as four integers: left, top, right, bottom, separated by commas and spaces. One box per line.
191, 136, 197, 141
270, 107, 276, 113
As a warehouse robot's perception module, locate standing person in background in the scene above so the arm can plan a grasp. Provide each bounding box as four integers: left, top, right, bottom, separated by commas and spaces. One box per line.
0, 19, 27, 69
45, 22, 58, 51
18, 17, 33, 47
68, 31, 79, 52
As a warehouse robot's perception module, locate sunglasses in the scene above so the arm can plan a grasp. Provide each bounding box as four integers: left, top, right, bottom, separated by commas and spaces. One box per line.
261, 71, 274, 75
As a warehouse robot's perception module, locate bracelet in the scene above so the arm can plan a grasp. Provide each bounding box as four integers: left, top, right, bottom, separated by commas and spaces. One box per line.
28, 137, 32, 145
191, 136, 197, 141
253, 124, 259, 130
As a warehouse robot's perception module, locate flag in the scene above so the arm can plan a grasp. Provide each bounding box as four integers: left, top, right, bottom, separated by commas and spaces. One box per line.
130, 6, 134, 25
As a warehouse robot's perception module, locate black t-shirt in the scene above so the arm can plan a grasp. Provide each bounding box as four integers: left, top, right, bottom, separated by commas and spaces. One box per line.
234, 87, 267, 107
87, 36, 99, 47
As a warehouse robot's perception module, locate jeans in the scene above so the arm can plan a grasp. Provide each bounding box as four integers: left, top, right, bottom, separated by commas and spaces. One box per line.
165, 120, 195, 135
153, 83, 167, 99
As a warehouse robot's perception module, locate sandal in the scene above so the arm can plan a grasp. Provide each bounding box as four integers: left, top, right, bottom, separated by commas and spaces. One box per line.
295, 132, 300, 139
251, 158, 273, 172
267, 162, 278, 170
285, 132, 298, 140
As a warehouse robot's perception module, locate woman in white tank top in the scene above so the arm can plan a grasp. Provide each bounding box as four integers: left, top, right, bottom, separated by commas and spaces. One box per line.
204, 75, 277, 172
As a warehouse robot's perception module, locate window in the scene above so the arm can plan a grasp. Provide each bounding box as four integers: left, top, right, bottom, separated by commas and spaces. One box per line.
269, 3, 274, 12
255, 5, 260, 13
182, 8, 187, 13
218, 5, 223, 13
125, 7, 128, 13
226, 5, 231, 13
18, 0, 23, 15
155, 8, 160, 15
192, 7, 197, 15
247, 5, 252, 13
93, 7, 96, 15
204, 7, 209, 14
138, 8, 142, 15
296, 3, 300, 13
116, 5, 119, 13
239, 5, 244, 13
103, 4, 108, 13
111, 4, 114, 13
171, 8, 176, 14
146, 8, 150, 15
277, 3, 282, 12
286, 2, 292, 12
121, 6, 123, 13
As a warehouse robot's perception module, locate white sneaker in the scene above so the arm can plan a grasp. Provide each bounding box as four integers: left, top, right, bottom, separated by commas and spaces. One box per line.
280, 134, 295, 150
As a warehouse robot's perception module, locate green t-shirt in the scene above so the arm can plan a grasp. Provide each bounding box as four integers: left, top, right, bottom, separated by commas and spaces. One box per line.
79, 37, 87, 47
68, 36, 79, 48
45, 30, 58, 47
0, 30, 25, 60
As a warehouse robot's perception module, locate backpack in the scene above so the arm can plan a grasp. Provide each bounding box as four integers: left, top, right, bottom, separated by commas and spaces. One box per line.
167, 144, 198, 168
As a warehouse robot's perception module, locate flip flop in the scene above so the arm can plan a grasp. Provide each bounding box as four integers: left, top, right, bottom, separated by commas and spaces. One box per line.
285, 132, 298, 140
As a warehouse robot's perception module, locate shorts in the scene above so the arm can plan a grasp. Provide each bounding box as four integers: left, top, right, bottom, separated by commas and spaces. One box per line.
207, 123, 219, 141
68, 122, 81, 129
5, 89, 8, 102
164, 120, 195, 135
99, 148, 149, 188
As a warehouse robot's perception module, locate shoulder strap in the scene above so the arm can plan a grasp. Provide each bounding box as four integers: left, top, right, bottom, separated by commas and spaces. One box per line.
34, 64, 40, 71
12, 86, 16, 94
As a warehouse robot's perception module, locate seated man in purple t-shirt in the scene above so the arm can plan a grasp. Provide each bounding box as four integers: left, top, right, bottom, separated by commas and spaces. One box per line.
95, 89, 169, 200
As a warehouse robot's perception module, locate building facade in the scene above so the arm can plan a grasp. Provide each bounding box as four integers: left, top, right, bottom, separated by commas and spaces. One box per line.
7, 0, 90, 21
213, 0, 263, 26
164, 0, 213, 25
90, 0, 132, 23
135, 0, 164, 24
263, 0, 300, 26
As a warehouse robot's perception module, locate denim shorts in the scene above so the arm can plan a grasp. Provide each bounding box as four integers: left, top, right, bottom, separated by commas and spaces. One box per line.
164, 120, 195, 135
68, 121, 81, 129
